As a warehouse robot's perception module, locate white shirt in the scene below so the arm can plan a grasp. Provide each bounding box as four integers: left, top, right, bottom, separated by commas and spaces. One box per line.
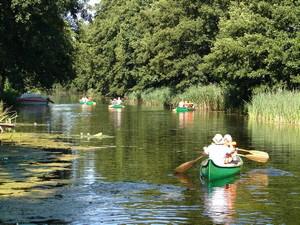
204, 144, 232, 166
117, 99, 122, 105
179, 101, 184, 108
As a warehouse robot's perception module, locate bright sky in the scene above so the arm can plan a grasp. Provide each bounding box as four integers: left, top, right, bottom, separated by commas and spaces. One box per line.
89, 0, 100, 6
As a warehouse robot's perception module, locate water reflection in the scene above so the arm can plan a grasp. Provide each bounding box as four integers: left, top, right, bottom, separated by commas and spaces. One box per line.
178, 111, 194, 128
81, 103, 93, 113
3, 94, 300, 224
17, 105, 50, 123
109, 108, 122, 129
203, 179, 238, 225
247, 119, 300, 168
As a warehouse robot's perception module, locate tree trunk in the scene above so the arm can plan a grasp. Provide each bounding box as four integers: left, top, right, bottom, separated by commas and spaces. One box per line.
0, 75, 6, 95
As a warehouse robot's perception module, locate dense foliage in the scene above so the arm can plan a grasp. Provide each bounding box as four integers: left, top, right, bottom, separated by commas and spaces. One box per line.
1, 0, 300, 106
73, 0, 300, 99
0, 0, 89, 95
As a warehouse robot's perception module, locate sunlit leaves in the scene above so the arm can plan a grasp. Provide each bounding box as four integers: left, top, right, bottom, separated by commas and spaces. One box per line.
0, 0, 84, 93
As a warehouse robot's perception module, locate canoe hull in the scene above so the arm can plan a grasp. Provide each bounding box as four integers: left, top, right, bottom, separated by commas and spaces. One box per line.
80, 101, 96, 105
176, 107, 195, 112
200, 157, 243, 181
109, 104, 124, 108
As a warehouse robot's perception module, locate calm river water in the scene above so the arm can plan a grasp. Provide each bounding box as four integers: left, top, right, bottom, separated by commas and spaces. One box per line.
0, 93, 300, 224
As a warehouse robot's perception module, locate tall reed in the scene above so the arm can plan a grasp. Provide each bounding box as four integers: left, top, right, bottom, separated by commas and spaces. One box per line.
0, 101, 17, 124
125, 87, 174, 105
126, 85, 226, 110
172, 85, 226, 111
248, 90, 300, 124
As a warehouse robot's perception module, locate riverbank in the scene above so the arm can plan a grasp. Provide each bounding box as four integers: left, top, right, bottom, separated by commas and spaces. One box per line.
125, 85, 227, 111
125, 87, 300, 124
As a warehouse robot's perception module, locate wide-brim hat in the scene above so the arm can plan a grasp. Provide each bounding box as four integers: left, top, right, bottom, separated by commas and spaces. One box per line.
212, 134, 224, 144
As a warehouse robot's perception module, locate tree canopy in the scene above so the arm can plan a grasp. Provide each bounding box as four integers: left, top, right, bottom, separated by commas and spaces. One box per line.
1, 0, 300, 100
0, 0, 89, 94
73, 0, 300, 97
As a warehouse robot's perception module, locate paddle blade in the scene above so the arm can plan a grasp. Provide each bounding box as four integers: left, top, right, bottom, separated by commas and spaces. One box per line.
174, 160, 195, 173
238, 153, 269, 163
174, 156, 203, 173
238, 148, 269, 157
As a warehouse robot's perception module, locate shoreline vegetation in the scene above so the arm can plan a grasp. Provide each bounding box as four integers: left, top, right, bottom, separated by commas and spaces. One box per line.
0, 86, 299, 126
2, 1, 300, 126
125, 85, 226, 111
125, 87, 300, 124
247, 90, 300, 124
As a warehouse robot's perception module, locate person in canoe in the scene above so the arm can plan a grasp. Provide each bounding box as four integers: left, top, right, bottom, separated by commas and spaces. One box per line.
111, 98, 117, 105
116, 97, 122, 105
187, 101, 194, 108
81, 96, 88, 103
223, 134, 238, 164
202, 134, 236, 166
179, 99, 185, 108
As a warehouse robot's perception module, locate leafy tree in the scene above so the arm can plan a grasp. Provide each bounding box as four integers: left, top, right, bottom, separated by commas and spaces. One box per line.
0, 0, 87, 95
200, 0, 300, 99
74, 0, 230, 95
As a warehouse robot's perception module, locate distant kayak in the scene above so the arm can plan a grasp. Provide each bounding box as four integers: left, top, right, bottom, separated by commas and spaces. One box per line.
108, 104, 124, 108
80, 101, 96, 105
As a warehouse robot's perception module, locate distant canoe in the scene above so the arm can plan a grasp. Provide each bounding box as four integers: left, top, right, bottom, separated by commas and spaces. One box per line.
175, 107, 195, 112
108, 104, 124, 108
200, 156, 243, 181
80, 101, 96, 105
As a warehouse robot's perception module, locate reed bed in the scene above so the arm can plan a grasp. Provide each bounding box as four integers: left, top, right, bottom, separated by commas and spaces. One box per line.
125, 87, 173, 105
126, 85, 226, 110
248, 90, 300, 124
173, 85, 225, 111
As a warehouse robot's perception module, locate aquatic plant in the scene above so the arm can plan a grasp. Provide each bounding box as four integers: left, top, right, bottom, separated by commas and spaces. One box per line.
172, 85, 226, 111
0, 101, 17, 124
126, 87, 174, 106
126, 85, 226, 110
247, 90, 300, 124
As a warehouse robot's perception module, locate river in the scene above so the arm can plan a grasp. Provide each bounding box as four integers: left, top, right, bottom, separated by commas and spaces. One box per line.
0, 93, 299, 224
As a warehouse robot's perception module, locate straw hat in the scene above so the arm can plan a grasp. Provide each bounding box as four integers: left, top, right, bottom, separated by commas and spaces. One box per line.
212, 134, 224, 145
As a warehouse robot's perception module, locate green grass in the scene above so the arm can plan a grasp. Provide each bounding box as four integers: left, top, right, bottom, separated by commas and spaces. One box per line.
247, 90, 300, 124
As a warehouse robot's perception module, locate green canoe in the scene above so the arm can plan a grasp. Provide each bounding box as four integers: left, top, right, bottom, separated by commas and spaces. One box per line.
176, 107, 195, 112
200, 156, 243, 181
80, 101, 96, 105
108, 104, 124, 108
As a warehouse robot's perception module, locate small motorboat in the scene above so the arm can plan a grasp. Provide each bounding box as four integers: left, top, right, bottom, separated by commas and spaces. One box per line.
200, 156, 243, 181
17, 94, 54, 105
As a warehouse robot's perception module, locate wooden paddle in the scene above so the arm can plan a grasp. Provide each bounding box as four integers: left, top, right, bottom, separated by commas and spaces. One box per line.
238, 153, 269, 163
237, 148, 269, 156
174, 156, 204, 173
